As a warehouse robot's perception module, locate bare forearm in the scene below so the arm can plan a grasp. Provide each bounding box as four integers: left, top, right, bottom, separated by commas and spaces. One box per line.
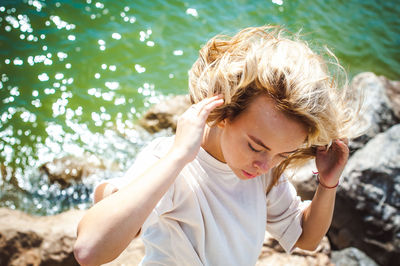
74, 150, 186, 265
296, 184, 337, 250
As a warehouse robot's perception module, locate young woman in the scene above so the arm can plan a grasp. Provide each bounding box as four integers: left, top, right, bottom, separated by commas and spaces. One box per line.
74, 26, 361, 266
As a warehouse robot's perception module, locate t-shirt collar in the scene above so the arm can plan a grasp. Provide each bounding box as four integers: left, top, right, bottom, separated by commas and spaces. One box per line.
197, 146, 232, 173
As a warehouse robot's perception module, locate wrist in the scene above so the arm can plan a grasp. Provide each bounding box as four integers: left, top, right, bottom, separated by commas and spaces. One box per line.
315, 173, 339, 189
166, 147, 193, 167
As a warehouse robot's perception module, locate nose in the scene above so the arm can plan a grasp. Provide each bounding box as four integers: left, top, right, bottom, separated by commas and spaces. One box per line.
253, 159, 270, 173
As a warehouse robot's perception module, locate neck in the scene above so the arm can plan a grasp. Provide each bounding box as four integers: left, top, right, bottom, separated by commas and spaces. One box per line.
201, 125, 226, 163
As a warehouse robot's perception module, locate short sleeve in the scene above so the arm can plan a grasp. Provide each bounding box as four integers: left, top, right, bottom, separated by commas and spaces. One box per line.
266, 175, 311, 253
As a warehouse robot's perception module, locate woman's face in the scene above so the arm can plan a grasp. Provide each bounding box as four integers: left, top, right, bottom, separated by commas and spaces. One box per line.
216, 95, 308, 180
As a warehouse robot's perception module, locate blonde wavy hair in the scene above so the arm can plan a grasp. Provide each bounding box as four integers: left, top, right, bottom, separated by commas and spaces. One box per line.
188, 26, 362, 189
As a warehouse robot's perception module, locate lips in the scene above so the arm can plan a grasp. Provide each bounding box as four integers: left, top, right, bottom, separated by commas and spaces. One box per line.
242, 170, 258, 179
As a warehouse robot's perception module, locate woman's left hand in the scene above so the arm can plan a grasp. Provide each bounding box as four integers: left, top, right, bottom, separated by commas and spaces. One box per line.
315, 138, 349, 188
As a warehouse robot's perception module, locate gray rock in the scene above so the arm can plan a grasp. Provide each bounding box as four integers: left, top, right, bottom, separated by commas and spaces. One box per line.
382, 76, 400, 119
331, 247, 379, 266
350, 72, 400, 152
287, 160, 318, 201
329, 124, 400, 266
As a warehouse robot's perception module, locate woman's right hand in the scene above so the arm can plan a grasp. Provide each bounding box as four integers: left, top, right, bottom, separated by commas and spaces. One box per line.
170, 95, 224, 164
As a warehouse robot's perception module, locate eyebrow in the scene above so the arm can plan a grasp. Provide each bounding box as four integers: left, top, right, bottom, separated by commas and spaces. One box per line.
248, 135, 298, 154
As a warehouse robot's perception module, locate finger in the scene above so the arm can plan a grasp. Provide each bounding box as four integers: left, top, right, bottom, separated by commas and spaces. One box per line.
193, 95, 223, 113
198, 98, 224, 121
332, 139, 346, 148
316, 145, 328, 152
196, 95, 223, 108
335, 139, 350, 152
333, 140, 350, 162
189, 95, 223, 115
339, 138, 349, 146
328, 140, 349, 162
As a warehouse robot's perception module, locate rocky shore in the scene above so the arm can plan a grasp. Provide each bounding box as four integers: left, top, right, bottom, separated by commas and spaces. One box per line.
1, 72, 399, 265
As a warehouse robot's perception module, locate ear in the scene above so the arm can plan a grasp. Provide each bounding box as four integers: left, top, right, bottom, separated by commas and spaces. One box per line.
217, 119, 226, 128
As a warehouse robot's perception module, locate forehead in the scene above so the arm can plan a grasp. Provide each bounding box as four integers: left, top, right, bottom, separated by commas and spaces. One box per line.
235, 95, 308, 150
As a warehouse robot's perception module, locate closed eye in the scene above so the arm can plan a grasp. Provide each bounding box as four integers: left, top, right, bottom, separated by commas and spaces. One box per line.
248, 143, 262, 153
279, 154, 289, 159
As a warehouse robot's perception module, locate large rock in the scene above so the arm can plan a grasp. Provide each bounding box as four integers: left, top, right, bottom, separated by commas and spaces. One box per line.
0, 207, 145, 266
382, 76, 400, 119
139, 94, 191, 133
39, 154, 119, 188
350, 72, 400, 151
288, 160, 318, 201
331, 247, 379, 266
0, 208, 84, 265
329, 124, 400, 266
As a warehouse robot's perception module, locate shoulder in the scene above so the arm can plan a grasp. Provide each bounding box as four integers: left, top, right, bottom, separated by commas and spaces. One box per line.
109, 136, 175, 188
265, 173, 293, 197
263, 171, 289, 192
140, 136, 175, 159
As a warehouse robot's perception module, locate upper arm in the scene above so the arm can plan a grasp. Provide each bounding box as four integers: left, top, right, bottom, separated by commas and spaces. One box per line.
93, 182, 143, 238
266, 178, 310, 253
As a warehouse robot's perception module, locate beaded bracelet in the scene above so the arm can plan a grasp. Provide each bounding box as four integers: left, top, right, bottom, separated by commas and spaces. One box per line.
313, 171, 339, 189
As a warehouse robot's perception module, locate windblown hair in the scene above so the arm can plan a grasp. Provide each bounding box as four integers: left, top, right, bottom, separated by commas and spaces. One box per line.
188, 26, 362, 190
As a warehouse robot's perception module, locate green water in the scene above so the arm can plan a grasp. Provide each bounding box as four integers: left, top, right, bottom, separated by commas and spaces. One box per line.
1, 0, 399, 215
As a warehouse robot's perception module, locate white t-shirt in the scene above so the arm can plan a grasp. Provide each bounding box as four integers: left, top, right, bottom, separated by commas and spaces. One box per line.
100, 136, 309, 266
